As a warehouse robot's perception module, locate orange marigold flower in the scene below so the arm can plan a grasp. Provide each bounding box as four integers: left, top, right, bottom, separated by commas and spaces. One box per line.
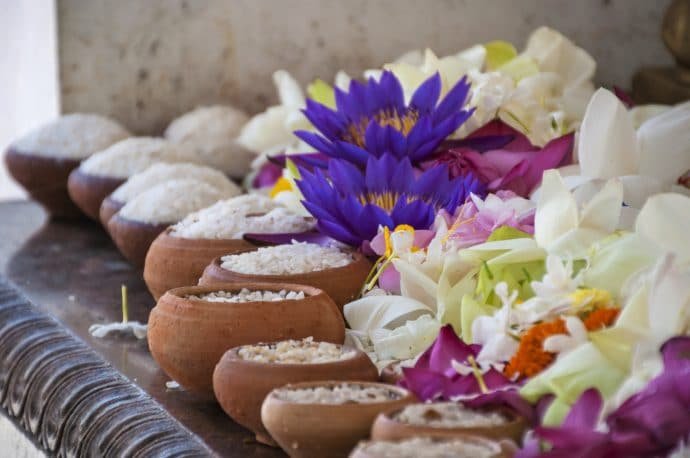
504, 307, 620, 380
505, 320, 566, 380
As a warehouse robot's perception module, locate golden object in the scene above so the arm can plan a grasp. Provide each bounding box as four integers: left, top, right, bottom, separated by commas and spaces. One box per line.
632, 0, 690, 104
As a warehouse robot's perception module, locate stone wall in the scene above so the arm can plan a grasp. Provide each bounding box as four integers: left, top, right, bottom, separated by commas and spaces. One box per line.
57, 0, 673, 134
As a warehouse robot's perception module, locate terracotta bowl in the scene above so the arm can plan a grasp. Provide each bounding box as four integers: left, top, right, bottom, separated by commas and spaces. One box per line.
143, 229, 255, 300
261, 381, 416, 458
371, 403, 526, 444
99, 195, 124, 227
148, 283, 345, 398
350, 436, 515, 458
213, 345, 378, 445
107, 214, 170, 267
4, 148, 83, 219
67, 168, 125, 221
199, 251, 372, 310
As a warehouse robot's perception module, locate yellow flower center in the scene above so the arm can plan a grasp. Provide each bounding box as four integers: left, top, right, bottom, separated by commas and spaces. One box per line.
359, 191, 400, 212
344, 109, 419, 147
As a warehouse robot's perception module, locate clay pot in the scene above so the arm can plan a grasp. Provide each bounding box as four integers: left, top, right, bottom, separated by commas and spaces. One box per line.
371, 404, 526, 444
99, 195, 124, 227
148, 283, 345, 398
261, 381, 416, 458
350, 436, 514, 458
199, 251, 372, 310
4, 148, 83, 219
107, 214, 169, 267
67, 168, 125, 221
143, 229, 255, 300
213, 345, 378, 445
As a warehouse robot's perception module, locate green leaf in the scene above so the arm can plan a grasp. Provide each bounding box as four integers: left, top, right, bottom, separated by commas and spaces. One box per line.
487, 226, 533, 242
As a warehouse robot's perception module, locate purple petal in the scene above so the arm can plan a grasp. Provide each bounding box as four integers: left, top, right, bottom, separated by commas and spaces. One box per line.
378, 265, 401, 294
410, 72, 442, 114
563, 388, 603, 430
399, 367, 447, 401
251, 161, 283, 189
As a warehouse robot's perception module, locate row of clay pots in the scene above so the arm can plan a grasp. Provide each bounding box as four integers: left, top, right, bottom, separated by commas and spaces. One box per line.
260, 380, 523, 458
148, 283, 347, 397
260, 382, 523, 457
261, 382, 415, 457
4, 150, 125, 221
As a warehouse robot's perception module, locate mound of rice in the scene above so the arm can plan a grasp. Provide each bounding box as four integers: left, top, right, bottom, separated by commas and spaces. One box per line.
165, 105, 254, 177
220, 241, 352, 275
353, 437, 500, 458
171, 194, 313, 239
110, 163, 241, 203
238, 337, 355, 364
79, 137, 199, 178
10, 113, 130, 159
118, 178, 233, 224
272, 383, 402, 404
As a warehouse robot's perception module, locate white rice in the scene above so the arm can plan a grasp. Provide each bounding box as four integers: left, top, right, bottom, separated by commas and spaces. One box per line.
237, 337, 355, 364
353, 437, 500, 458
117, 179, 232, 224
272, 383, 401, 404
79, 137, 200, 178
171, 196, 313, 240
394, 402, 508, 428
220, 241, 352, 275
164, 105, 254, 176
186, 288, 305, 303
110, 163, 241, 203
10, 113, 130, 159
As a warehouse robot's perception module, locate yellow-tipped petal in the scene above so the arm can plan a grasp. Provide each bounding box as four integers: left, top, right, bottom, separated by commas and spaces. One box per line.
484, 40, 518, 71
306, 78, 336, 109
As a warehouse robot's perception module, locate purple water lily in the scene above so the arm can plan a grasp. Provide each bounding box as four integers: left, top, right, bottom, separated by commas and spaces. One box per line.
518, 336, 690, 457
295, 71, 474, 167
296, 153, 484, 247
425, 120, 574, 197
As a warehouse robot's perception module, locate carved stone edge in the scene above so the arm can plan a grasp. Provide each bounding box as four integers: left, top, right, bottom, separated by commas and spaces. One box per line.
0, 277, 215, 458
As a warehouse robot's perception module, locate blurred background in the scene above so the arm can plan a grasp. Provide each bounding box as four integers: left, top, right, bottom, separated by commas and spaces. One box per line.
0, 0, 673, 200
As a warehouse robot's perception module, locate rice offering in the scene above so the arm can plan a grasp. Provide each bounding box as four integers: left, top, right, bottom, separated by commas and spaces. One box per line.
352, 437, 500, 458
171, 195, 313, 239
186, 288, 305, 303
220, 241, 352, 275
10, 113, 130, 159
164, 105, 253, 176
111, 163, 241, 203
272, 383, 402, 404
237, 337, 355, 364
394, 402, 508, 428
117, 179, 232, 224
79, 137, 199, 178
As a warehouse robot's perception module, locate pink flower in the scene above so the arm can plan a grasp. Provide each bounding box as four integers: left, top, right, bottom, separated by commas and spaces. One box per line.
427, 120, 574, 197
447, 191, 535, 248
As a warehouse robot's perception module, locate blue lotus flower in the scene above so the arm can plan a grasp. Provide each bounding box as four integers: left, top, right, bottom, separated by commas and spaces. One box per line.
296, 153, 486, 246
295, 71, 474, 167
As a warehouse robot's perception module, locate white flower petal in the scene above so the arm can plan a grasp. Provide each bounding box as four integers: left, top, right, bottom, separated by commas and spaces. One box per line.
343, 295, 433, 333
637, 100, 690, 186
635, 193, 690, 264
273, 70, 305, 108
578, 88, 639, 179
535, 170, 579, 249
